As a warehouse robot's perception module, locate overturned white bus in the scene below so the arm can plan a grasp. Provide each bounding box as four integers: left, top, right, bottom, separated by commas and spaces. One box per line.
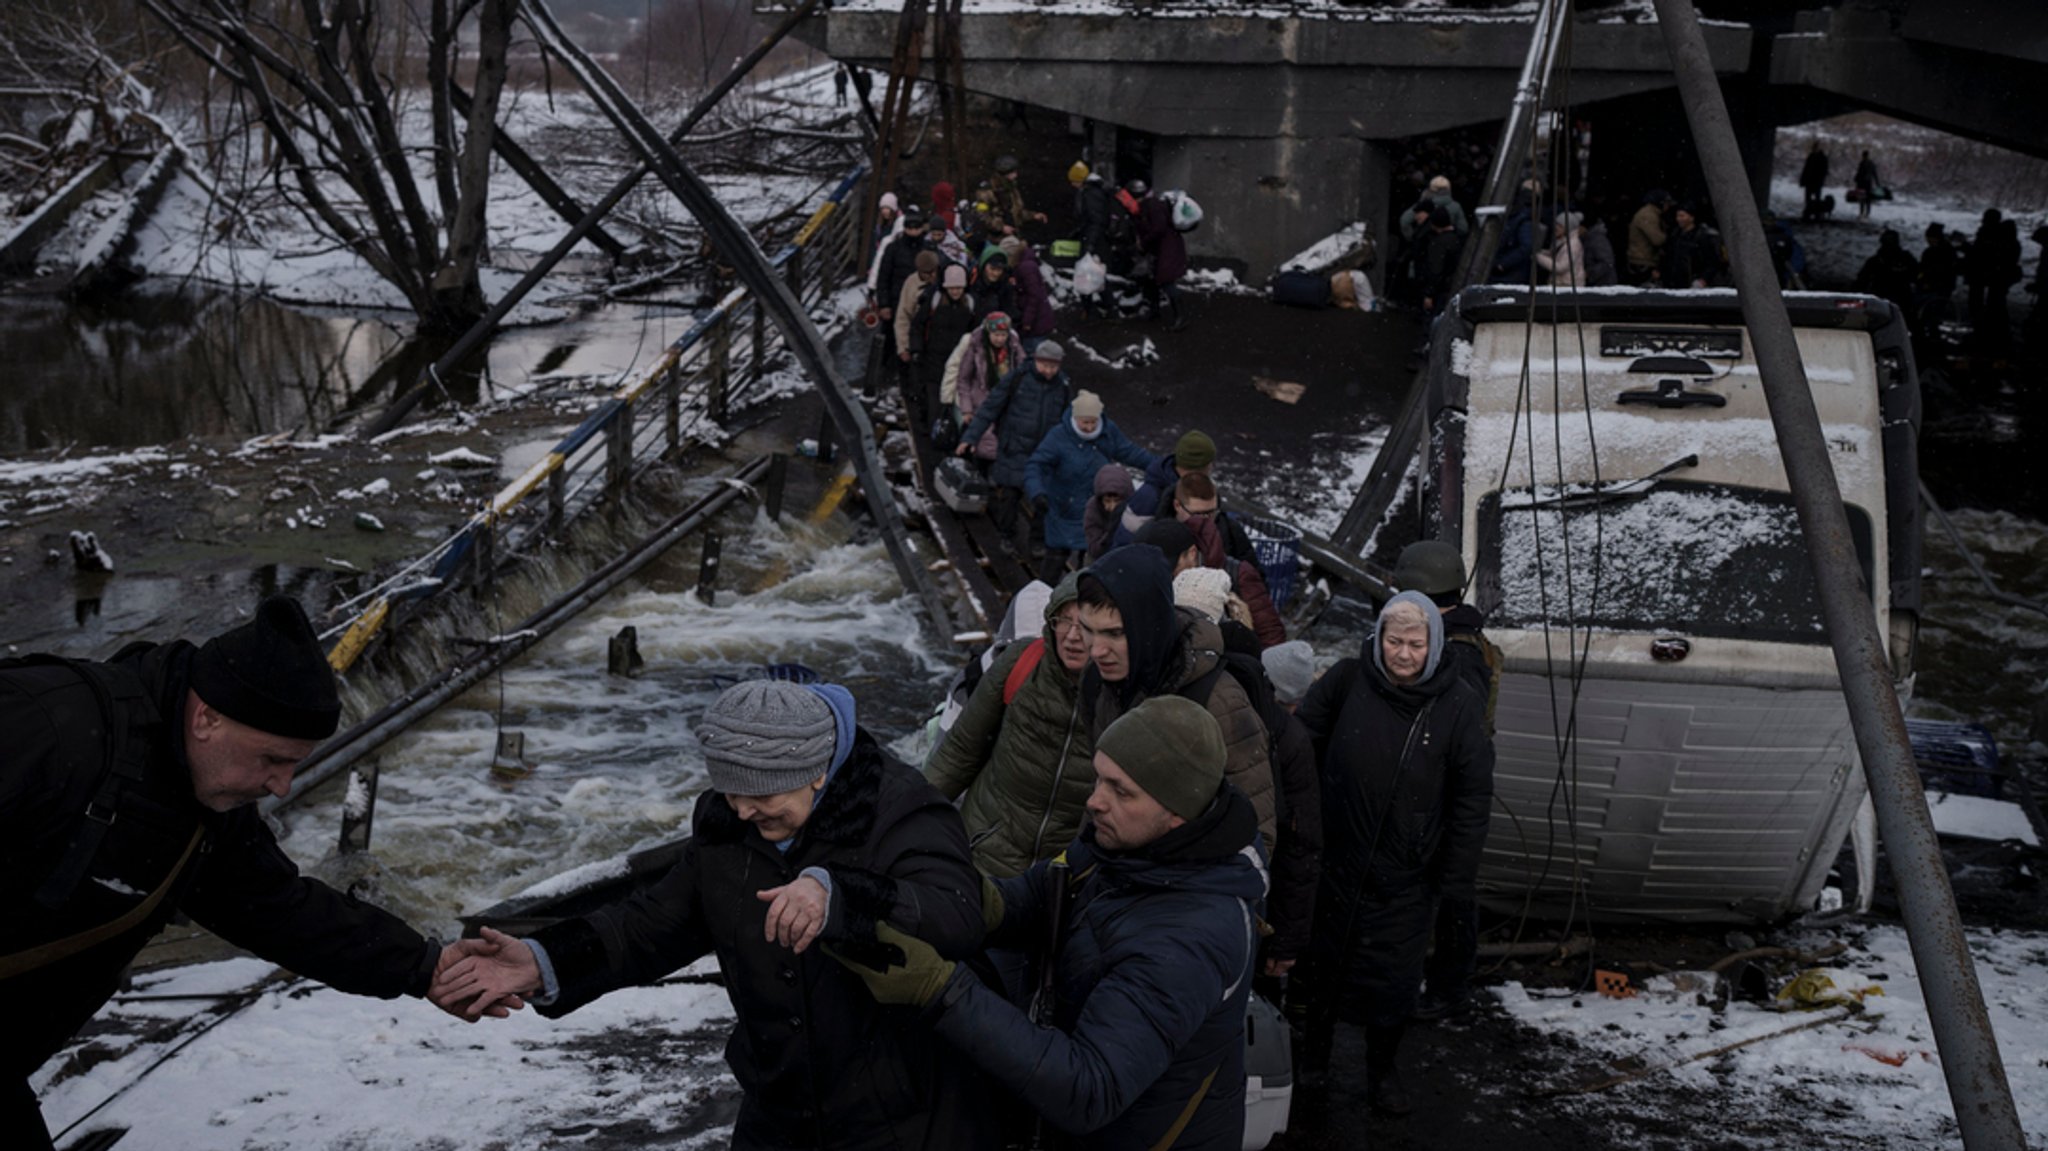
1422, 287, 1922, 923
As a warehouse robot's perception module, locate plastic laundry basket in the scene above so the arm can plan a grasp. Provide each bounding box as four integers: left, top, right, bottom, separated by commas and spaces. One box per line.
1244, 517, 1302, 611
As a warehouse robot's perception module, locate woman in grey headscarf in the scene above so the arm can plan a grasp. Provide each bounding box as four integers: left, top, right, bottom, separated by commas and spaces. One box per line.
1294, 592, 1495, 1116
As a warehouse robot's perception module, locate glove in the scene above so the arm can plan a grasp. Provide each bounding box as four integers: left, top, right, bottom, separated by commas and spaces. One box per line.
828, 922, 955, 1008
1032, 495, 1049, 521
980, 873, 1005, 937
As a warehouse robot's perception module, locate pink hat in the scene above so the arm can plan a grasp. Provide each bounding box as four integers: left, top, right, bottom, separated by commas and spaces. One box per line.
943, 264, 968, 288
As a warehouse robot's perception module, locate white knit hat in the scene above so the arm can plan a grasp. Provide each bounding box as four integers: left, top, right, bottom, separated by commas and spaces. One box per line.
1172, 567, 1233, 624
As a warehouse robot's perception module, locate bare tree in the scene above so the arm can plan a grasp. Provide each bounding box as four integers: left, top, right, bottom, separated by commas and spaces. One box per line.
139, 0, 517, 334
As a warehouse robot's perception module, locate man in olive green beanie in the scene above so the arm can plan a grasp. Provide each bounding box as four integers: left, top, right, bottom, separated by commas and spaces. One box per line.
834, 693, 1265, 1150
1092, 695, 1227, 838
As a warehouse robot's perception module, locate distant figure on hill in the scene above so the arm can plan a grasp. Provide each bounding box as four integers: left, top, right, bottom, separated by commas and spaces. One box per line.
1853, 150, 1880, 220
1799, 141, 1830, 221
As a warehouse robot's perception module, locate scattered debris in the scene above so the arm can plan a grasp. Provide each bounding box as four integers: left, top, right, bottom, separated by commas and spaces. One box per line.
1253, 375, 1306, 404
68, 529, 113, 572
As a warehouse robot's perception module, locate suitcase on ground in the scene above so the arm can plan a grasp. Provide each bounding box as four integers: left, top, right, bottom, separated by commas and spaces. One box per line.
933, 455, 990, 515
1270, 270, 1333, 310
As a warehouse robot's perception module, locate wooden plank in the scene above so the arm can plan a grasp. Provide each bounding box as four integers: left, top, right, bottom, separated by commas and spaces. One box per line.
959, 511, 1033, 593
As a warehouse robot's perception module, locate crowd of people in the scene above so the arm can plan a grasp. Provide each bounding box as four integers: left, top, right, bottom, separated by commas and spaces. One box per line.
5, 521, 1501, 1147
860, 153, 1249, 592
1383, 146, 2044, 369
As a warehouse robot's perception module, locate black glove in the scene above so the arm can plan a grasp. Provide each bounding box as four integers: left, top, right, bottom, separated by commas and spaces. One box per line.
1032, 495, 1049, 521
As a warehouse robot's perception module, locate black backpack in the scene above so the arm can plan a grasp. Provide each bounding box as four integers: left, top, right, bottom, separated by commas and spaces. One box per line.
0, 648, 163, 910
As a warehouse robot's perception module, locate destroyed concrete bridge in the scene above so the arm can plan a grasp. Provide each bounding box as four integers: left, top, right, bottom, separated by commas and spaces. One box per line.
790, 0, 2048, 279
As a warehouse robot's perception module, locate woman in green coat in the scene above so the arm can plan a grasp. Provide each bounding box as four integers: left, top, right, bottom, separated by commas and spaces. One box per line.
925, 576, 1097, 877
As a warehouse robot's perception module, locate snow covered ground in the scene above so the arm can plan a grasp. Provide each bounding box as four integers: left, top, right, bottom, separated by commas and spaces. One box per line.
1497, 925, 2048, 1148
34, 956, 743, 1150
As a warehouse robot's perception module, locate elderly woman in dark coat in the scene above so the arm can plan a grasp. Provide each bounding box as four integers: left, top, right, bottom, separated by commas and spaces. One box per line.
433, 680, 991, 1150
1296, 591, 1493, 1117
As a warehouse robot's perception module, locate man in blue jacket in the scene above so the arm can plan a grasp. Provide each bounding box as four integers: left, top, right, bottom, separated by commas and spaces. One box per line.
834, 695, 1264, 1150
957, 340, 1076, 562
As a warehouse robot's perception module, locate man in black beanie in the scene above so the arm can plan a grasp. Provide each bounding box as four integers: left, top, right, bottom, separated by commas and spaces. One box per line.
0, 596, 475, 1150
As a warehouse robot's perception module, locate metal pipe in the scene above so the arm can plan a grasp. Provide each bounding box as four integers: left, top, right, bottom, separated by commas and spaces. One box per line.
267, 455, 773, 814
519, 0, 954, 641
1649, 2, 2024, 1145
1332, 0, 1570, 553
361, 0, 827, 440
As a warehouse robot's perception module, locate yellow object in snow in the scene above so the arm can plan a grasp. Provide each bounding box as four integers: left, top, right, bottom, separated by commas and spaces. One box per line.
1777, 968, 1886, 1010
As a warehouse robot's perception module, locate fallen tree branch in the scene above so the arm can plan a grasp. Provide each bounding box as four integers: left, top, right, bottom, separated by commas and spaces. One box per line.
1708, 940, 1848, 974
1539, 1005, 1863, 1097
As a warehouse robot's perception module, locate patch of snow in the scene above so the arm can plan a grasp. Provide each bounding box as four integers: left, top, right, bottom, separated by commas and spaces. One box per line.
428, 447, 498, 469
1925, 792, 2040, 847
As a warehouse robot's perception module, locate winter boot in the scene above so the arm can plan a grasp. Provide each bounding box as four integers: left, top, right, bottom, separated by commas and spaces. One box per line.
1364, 1022, 1414, 1117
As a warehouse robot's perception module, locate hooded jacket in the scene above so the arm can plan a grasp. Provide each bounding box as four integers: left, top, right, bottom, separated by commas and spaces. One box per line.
943, 330, 1015, 461
960, 362, 1076, 489
1009, 244, 1057, 338
1083, 547, 1277, 846
1135, 194, 1188, 285
925, 596, 1095, 879
2, 644, 437, 1088
932, 784, 1265, 1151
1296, 597, 1493, 987
1084, 465, 1134, 562
1026, 414, 1160, 552
530, 730, 989, 1150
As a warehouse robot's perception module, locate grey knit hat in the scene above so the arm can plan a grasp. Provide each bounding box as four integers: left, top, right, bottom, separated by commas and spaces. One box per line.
1096, 695, 1226, 822
1261, 640, 1316, 706
697, 680, 837, 796
1034, 339, 1065, 363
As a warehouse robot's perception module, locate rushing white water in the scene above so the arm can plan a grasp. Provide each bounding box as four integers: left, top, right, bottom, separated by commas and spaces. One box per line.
273, 508, 952, 936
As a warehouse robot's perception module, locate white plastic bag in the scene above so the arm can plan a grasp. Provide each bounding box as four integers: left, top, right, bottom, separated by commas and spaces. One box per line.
1072, 253, 1107, 295
1165, 189, 1203, 232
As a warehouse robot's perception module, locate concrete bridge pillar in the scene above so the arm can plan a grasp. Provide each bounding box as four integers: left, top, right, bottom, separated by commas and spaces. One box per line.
1152, 136, 1364, 280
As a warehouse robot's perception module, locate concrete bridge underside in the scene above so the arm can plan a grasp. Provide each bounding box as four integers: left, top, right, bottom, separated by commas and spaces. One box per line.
802, 12, 1751, 278
1771, 3, 2048, 162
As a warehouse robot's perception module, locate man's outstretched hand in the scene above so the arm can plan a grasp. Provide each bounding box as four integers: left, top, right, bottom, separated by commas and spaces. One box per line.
430, 927, 538, 1022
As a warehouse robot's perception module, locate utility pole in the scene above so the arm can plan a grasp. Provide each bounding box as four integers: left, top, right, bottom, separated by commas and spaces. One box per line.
1649, 2, 2025, 1147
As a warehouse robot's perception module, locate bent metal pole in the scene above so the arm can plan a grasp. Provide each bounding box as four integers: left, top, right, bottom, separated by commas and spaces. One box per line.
1648, 2, 2024, 1147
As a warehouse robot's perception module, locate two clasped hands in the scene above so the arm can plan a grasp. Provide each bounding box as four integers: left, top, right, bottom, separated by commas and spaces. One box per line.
426, 876, 831, 1021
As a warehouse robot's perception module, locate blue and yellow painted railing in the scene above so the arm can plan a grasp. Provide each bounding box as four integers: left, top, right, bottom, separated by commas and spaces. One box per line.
327, 162, 870, 672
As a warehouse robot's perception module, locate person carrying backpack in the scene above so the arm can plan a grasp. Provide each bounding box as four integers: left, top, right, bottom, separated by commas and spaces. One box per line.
1, 597, 480, 1149
924, 575, 1096, 878
1171, 573, 1323, 982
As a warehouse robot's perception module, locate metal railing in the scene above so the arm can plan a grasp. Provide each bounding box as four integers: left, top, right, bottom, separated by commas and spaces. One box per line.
322, 162, 871, 669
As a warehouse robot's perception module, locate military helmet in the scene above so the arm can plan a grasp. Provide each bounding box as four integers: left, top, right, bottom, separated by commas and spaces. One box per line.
1392, 540, 1467, 597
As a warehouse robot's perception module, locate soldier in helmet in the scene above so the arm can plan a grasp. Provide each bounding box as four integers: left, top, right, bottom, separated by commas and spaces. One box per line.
989, 153, 1047, 239
1390, 540, 1500, 1024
